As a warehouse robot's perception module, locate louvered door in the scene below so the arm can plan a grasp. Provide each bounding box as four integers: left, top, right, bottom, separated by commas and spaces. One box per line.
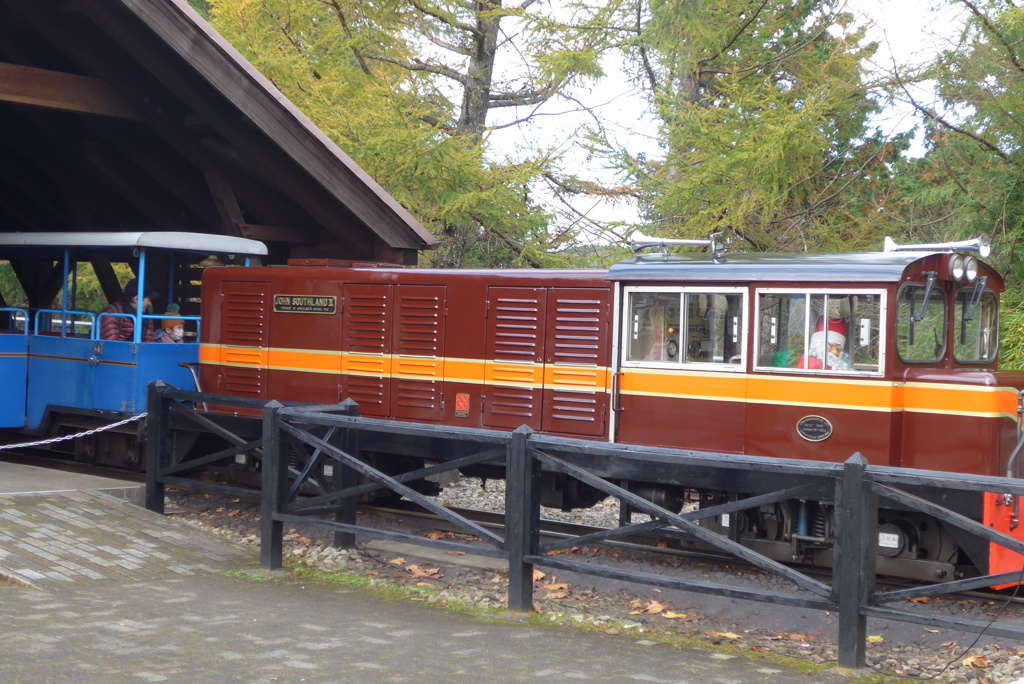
218, 281, 270, 398
391, 285, 445, 421
483, 287, 546, 430
541, 288, 610, 436
342, 283, 390, 415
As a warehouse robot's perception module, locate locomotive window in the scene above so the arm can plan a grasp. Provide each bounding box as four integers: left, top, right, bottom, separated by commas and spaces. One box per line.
953, 287, 998, 364
896, 284, 946, 363
755, 290, 883, 374
626, 291, 680, 363
623, 287, 746, 369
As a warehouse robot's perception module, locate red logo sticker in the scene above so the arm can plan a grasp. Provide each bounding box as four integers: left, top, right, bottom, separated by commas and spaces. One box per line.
455, 393, 470, 418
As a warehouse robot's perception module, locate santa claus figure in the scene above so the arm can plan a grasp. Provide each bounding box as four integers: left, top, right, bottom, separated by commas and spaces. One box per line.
797, 318, 853, 370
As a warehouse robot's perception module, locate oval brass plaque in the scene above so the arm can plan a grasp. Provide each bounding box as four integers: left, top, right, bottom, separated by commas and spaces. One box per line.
796, 415, 833, 442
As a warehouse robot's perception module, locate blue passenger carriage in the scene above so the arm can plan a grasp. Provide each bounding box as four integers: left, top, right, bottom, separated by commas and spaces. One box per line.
0, 232, 266, 466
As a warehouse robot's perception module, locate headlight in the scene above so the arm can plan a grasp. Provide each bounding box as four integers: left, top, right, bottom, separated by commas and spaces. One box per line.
965, 256, 979, 282
949, 254, 965, 281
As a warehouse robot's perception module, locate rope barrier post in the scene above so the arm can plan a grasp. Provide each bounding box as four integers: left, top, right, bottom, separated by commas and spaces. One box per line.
836, 452, 876, 670
333, 399, 359, 549
506, 425, 539, 613
145, 381, 169, 514
260, 401, 286, 570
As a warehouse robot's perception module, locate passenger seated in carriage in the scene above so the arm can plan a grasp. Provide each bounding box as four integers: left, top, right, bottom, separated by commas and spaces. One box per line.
154, 306, 185, 344
99, 279, 156, 342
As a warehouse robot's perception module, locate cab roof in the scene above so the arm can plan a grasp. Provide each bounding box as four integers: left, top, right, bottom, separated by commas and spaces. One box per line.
609, 251, 941, 283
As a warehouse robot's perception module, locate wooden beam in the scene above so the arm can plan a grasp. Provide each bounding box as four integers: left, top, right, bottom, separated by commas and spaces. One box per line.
0, 61, 145, 121
204, 171, 244, 237
238, 223, 318, 245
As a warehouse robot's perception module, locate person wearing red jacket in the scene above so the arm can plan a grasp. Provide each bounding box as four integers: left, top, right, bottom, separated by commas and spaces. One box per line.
99, 279, 156, 342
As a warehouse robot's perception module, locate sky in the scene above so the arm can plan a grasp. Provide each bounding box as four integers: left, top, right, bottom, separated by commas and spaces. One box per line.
484, 0, 966, 246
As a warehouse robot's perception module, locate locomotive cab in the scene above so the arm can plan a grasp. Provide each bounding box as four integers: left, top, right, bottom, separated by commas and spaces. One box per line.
0, 232, 266, 467
609, 236, 1024, 580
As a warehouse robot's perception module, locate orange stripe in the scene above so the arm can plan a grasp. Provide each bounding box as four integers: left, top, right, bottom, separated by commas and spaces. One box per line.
199, 344, 1019, 417
748, 375, 897, 412
620, 369, 745, 402
904, 382, 1018, 418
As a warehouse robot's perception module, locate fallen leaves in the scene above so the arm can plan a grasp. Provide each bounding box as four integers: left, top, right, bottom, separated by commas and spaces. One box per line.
708, 631, 741, 640
867, 635, 884, 643
962, 654, 989, 669
405, 565, 442, 579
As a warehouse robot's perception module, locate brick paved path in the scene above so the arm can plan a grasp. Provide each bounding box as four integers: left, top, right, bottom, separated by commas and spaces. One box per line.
0, 490, 249, 590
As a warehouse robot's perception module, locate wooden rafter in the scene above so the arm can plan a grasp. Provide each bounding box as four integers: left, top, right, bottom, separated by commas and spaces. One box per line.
0, 61, 144, 121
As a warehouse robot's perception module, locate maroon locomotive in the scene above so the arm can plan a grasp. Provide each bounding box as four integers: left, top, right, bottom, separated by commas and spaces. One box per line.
198, 235, 1024, 581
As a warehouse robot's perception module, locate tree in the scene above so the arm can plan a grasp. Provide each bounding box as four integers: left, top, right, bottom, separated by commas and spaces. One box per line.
591, 0, 902, 252
885, 0, 1024, 283
209, 0, 621, 267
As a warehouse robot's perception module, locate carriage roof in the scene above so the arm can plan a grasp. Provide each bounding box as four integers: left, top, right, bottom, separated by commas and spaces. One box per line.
0, 232, 268, 257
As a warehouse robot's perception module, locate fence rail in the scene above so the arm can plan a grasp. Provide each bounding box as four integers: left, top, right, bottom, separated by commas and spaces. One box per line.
147, 383, 1024, 669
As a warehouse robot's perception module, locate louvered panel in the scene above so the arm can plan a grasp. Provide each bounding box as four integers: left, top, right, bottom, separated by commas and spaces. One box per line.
392, 286, 445, 420
346, 375, 387, 413
342, 284, 391, 415
217, 281, 269, 399
490, 362, 541, 385
490, 292, 543, 362
487, 387, 537, 418
484, 287, 544, 430
345, 292, 389, 354
542, 288, 611, 437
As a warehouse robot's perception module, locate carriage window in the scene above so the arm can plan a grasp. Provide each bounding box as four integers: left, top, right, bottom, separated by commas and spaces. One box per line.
954, 287, 997, 363
625, 288, 745, 368
756, 291, 882, 374
897, 284, 946, 363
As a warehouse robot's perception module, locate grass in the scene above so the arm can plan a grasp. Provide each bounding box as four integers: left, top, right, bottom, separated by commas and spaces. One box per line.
219, 558, 909, 683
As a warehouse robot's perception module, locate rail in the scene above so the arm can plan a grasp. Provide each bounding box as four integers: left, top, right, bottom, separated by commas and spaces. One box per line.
146, 384, 1024, 670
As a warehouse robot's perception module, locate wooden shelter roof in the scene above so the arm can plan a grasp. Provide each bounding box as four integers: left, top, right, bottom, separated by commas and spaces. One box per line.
0, 0, 436, 265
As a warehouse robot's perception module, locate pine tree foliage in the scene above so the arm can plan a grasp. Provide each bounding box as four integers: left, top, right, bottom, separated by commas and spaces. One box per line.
888, 0, 1024, 283
596, 0, 903, 252
208, 0, 619, 268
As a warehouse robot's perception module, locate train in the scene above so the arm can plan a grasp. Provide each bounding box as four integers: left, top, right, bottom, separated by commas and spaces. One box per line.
0, 232, 266, 465
3, 230, 1023, 583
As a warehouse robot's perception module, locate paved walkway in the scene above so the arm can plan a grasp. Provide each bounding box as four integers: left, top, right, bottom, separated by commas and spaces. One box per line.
0, 461, 857, 683
0, 572, 848, 683
0, 489, 248, 590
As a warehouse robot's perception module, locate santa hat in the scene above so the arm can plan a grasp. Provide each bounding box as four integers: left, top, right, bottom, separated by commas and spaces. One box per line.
809, 317, 846, 348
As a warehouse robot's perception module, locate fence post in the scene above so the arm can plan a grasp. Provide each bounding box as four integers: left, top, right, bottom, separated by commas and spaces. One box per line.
836, 452, 876, 669
333, 399, 359, 549
145, 381, 168, 514
506, 425, 539, 612
260, 401, 286, 570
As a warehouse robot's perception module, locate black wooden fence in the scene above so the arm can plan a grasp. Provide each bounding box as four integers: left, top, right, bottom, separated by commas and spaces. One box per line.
147, 384, 1024, 669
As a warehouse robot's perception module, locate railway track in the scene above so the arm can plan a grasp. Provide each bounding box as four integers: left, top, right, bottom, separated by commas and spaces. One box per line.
361, 500, 1024, 604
